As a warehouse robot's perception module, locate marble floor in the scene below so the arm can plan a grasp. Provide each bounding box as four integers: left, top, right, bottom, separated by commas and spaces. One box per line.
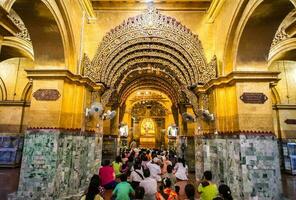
0, 168, 295, 200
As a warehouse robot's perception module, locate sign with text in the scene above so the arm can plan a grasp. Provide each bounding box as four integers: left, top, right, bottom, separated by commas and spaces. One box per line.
33, 89, 60, 101
240, 92, 268, 104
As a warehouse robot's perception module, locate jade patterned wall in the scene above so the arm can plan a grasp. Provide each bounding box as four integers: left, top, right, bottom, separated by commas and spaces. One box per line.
195, 135, 283, 200
9, 129, 102, 200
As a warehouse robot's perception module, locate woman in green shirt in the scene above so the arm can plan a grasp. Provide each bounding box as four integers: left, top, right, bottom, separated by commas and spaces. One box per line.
112, 156, 122, 177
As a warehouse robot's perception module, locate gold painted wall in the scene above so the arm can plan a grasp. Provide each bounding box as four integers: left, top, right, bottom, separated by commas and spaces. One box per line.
213, 85, 238, 133
269, 60, 296, 139
269, 60, 296, 104
236, 82, 274, 132
0, 58, 33, 133
0, 58, 33, 100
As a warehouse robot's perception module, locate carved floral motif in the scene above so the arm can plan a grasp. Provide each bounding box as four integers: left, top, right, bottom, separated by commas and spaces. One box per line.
8, 10, 31, 42
83, 8, 218, 106
83, 8, 217, 88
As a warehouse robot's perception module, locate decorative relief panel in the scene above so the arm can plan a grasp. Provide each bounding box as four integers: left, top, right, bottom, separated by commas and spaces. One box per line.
8, 10, 31, 42
131, 101, 166, 118
33, 89, 60, 101
101, 88, 116, 107
83, 8, 217, 94
271, 9, 296, 48
182, 87, 199, 116
200, 93, 210, 110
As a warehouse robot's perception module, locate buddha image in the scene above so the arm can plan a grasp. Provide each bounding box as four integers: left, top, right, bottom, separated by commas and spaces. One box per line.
141, 118, 155, 135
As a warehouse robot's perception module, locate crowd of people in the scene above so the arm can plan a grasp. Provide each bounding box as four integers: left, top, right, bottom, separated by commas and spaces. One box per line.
81, 142, 233, 200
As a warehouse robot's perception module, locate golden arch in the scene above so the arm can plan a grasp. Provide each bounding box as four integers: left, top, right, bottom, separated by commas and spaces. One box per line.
83, 8, 217, 90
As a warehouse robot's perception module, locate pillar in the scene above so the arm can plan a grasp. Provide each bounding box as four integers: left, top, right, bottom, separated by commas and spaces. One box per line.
9, 70, 103, 199
194, 71, 283, 200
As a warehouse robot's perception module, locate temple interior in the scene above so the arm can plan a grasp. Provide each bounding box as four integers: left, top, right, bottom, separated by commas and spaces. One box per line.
0, 0, 296, 199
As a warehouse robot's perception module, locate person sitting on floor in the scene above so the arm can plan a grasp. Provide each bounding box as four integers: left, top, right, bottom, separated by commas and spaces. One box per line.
81, 174, 103, 200
130, 163, 144, 189
197, 171, 218, 200
156, 178, 179, 200
99, 160, 117, 189
174, 158, 188, 181
162, 165, 176, 190
213, 184, 233, 200
184, 183, 197, 200
112, 156, 122, 178
139, 169, 157, 200
112, 173, 135, 200
133, 186, 145, 200
147, 157, 162, 182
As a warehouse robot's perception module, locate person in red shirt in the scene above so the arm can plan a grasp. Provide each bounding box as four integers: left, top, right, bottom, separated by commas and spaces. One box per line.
99, 160, 117, 189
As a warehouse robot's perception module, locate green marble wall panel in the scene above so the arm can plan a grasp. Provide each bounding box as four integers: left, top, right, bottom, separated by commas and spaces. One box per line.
195, 135, 283, 200
9, 129, 102, 200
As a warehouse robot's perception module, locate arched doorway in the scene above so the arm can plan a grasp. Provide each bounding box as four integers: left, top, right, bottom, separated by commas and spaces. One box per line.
83, 7, 217, 173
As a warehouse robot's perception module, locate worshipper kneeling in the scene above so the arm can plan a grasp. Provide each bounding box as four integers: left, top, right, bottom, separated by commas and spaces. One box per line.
133, 186, 145, 200
81, 174, 104, 200
112, 173, 135, 200
197, 171, 218, 200
99, 160, 117, 189
184, 183, 197, 200
139, 169, 157, 200
213, 184, 233, 200
156, 178, 179, 200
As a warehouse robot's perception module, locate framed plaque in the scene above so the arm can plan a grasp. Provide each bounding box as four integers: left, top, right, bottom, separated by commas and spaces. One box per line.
285, 119, 296, 125
33, 89, 60, 101
240, 92, 268, 104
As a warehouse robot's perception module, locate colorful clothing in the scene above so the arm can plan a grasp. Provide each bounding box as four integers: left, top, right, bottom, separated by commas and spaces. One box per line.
80, 194, 103, 200
174, 163, 188, 180
112, 161, 122, 177
197, 182, 218, 200
99, 166, 115, 186
139, 177, 157, 200
162, 173, 176, 189
112, 181, 134, 200
156, 188, 178, 200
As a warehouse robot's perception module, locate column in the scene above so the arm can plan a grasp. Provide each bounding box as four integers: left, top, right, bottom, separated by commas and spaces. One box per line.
10, 70, 103, 199
195, 71, 283, 200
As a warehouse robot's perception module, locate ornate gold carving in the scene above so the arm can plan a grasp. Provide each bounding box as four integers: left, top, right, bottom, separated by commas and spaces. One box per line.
116, 63, 181, 92
132, 100, 167, 118
101, 88, 116, 107
272, 27, 288, 47
271, 9, 296, 48
83, 8, 216, 88
8, 10, 31, 42
91, 91, 101, 102
181, 87, 199, 116
202, 55, 217, 83
119, 77, 179, 104
82, 54, 93, 79
199, 94, 209, 110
